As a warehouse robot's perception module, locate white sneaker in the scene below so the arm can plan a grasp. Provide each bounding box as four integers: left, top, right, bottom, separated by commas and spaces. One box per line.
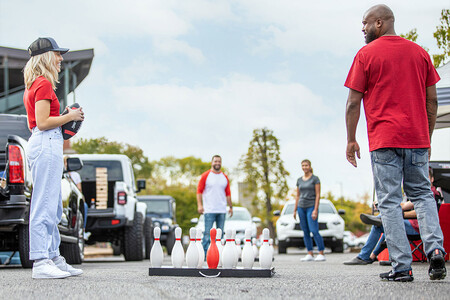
314, 254, 326, 261
300, 254, 314, 261
52, 256, 83, 276
32, 259, 71, 279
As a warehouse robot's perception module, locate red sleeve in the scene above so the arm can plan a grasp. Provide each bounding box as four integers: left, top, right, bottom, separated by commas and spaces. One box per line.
197, 170, 210, 194
425, 53, 440, 87
344, 51, 367, 93
34, 78, 55, 103
223, 173, 231, 197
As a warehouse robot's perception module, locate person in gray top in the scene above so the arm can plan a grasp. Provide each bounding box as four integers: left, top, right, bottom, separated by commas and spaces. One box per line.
293, 159, 325, 261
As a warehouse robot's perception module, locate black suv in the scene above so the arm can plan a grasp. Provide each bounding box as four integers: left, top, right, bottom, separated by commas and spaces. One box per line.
0, 114, 85, 268
137, 195, 177, 255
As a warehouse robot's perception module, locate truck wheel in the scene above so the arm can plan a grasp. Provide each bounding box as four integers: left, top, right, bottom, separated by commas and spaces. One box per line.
60, 210, 85, 264
278, 240, 287, 254
18, 224, 33, 268
331, 239, 344, 253
165, 229, 175, 255
123, 212, 144, 261
144, 218, 153, 259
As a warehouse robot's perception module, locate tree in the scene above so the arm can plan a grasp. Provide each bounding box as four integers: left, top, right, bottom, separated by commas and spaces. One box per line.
72, 137, 153, 178
433, 9, 450, 67
238, 128, 289, 237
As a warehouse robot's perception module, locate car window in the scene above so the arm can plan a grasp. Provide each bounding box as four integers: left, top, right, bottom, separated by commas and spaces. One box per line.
141, 200, 170, 215
78, 160, 123, 182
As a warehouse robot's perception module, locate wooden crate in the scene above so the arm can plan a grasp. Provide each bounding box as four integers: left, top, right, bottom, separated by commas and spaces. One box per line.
95, 167, 108, 209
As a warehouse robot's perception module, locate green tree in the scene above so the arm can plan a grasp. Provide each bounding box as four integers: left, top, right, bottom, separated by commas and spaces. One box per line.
238, 128, 289, 237
72, 137, 153, 178
433, 9, 450, 67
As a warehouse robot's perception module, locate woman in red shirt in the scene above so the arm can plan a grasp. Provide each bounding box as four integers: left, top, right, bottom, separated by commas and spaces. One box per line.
23, 37, 84, 279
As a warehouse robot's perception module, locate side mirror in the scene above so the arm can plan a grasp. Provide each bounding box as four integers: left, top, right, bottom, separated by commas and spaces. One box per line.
136, 179, 146, 192
273, 210, 281, 216
66, 157, 83, 172
252, 217, 262, 223
190, 217, 199, 224
338, 209, 346, 216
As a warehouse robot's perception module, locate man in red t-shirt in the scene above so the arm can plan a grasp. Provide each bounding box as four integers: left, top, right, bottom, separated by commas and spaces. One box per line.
345, 4, 446, 282
197, 155, 233, 253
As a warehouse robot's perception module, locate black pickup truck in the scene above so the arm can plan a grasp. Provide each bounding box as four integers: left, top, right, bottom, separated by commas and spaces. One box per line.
0, 114, 85, 268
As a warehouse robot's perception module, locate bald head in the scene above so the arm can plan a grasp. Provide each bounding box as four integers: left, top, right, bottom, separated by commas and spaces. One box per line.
362, 4, 396, 44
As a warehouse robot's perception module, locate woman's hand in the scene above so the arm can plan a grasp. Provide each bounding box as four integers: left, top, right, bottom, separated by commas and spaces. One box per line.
67, 106, 84, 121
293, 209, 297, 220
311, 209, 318, 220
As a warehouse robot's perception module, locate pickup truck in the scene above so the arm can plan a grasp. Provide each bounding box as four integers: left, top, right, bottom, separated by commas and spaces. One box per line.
0, 114, 85, 268
71, 154, 149, 261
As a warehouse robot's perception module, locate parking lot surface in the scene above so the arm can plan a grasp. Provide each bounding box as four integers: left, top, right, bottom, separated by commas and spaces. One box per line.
0, 249, 448, 299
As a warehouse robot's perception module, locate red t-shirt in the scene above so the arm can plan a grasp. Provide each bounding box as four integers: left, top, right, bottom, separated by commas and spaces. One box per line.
345, 36, 440, 151
23, 76, 60, 129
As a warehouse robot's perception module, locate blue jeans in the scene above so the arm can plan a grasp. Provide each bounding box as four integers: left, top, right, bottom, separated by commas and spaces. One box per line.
202, 213, 226, 253
298, 206, 325, 252
358, 216, 419, 262
371, 148, 445, 272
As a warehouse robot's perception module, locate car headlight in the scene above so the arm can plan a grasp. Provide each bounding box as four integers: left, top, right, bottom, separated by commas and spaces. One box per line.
161, 225, 169, 231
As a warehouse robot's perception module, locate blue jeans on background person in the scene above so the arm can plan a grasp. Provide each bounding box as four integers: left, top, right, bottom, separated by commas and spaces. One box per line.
202, 213, 226, 254
297, 206, 325, 252
358, 216, 419, 262
371, 148, 445, 273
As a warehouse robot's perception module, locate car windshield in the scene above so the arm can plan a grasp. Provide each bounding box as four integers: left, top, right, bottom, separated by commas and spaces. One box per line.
283, 202, 335, 215
198, 209, 251, 222
140, 200, 171, 216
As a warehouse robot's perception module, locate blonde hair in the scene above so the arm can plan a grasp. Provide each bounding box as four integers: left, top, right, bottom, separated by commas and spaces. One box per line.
23, 51, 59, 90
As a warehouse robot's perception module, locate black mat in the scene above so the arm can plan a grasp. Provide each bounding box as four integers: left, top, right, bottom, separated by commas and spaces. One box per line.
149, 266, 275, 277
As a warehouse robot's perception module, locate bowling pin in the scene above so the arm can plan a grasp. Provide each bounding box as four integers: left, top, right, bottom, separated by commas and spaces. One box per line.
216, 228, 223, 267
186, 228, 199, 268
171, 227, 184, 268
236, 238, 242, 260
150, 227, 163, 268
206, 228, 219, 269
222, 229, 234, 269
196, 228, 205, 268
252, 238, 259, 260
231, 229, 238, 268
269, 238, 274, 257
259, 228, 272, 269
241, 228, 255, 269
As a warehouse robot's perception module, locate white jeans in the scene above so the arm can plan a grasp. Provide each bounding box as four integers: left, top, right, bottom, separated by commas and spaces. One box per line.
26, 127, 64, 260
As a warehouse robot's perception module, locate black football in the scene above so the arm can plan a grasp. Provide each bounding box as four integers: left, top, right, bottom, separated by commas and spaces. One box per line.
61, 103, 83, 140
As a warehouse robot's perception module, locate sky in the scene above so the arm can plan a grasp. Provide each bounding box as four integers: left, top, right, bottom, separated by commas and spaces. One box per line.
1, 0, 449, 202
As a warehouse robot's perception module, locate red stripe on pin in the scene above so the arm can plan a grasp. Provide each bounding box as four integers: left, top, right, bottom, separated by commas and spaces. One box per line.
155, 238, 160, 241
246, 239, 251, 242
226, 239, 233, 241
190, 239, 195, 241
176, 238, 181, 241
263, 240, 268, 242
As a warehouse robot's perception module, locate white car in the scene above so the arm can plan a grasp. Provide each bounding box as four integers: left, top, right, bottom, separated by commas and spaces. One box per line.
354, 233, 370, 248
191, 206, 260, 242
343, 231, 356, 250
274, 199, 345, 253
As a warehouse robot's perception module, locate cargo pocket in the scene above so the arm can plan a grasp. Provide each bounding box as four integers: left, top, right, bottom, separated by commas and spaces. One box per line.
412, 148, 428, 167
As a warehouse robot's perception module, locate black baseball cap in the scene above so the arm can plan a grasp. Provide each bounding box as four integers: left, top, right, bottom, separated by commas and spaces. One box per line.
28, 37, 69, 57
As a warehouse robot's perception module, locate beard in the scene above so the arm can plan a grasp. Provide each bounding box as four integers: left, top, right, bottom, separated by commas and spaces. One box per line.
365, 30, 377, 44
213, 164, 221, 171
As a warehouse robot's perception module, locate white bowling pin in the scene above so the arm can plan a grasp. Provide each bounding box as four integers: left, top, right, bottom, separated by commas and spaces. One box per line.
186, 228, 199, 268
171, 227, 184, 268
222, 229, 234, 269
236, 238, 242, 260
259, 228, 272, 269
231, 229, 238, 268
216, 228, 223, 267
196, 228, 205, 268
269, 238, 274, 257
150, 227, 163, 267
252, 238, 259, 260
242, 228, 255, 269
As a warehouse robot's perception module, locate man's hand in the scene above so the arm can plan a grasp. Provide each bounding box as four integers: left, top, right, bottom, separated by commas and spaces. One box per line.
346, 141, 360, 167
198, 205, 204, 214
228, 207, 233, 217
428, 147, 431, 160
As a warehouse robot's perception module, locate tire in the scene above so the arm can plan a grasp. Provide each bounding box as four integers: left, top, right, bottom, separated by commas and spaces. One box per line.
60, 210, 85, 264
331, 239, 344, 253
144, 218, 153, 259
278, 240, 287, 254
165, 229, 175, 256
18, 224, 33, 268
123, 212, 144, 261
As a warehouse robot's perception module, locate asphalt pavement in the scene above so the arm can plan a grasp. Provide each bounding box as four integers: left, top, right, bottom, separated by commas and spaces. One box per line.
0, 248, 448, 300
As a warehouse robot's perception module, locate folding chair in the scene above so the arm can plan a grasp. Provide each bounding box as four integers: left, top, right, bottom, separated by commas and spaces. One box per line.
407, 235, 427, 262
